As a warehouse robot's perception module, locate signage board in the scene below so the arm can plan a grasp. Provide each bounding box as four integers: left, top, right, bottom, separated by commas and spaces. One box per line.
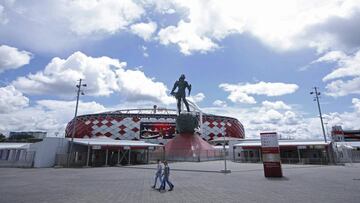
260, 132, 282, 178
140, 122, 176, 139
260, 133, 279, 148
297, 145, 307, 149
92, 145, 101, 150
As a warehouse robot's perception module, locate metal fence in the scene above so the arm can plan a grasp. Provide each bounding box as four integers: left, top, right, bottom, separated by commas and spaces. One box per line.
234, 157, 261, 163
55, 152, 89, 167
352, 151, 360, 162
282, 157, 328, 165
0, 150, 35, 168
148, 149, 226, 162
233, 157, 329, 165
56, 149, 154, 167
334, 149, 360, 163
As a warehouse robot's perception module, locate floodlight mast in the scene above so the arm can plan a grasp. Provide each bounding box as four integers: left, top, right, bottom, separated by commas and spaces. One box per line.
310, 87, 327, 143
67, 79, 87, 167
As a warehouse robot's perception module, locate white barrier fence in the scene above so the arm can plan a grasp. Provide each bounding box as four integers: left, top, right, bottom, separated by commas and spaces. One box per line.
0, 149, 35, 168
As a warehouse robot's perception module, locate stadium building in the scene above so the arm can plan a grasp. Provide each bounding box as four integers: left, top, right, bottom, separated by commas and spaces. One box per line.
65, 107, 245, 144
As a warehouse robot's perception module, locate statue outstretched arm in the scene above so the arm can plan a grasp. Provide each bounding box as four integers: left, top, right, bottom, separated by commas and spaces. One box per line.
170, 81, 178, 95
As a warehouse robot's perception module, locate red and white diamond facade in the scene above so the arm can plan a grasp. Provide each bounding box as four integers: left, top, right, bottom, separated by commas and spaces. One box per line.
65, 108, 245, 142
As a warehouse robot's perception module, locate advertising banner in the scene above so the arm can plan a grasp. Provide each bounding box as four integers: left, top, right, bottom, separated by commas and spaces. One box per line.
260, 132, 282, 177
140, 122, 176, 139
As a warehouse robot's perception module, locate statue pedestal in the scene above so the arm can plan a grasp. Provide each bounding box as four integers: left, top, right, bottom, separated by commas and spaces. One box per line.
164, 133, 218, 161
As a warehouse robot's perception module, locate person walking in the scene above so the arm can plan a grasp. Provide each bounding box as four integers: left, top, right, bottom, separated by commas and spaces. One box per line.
152, 160, 162, 189
158, 161, 174, 192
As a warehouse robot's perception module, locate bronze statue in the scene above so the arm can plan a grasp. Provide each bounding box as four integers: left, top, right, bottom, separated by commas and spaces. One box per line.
171, 74, 192, 115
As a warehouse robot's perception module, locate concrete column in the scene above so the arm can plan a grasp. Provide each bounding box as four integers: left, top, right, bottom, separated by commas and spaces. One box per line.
105, 148, 109, 167
86, 144, 90, 167
297, 148, 301, 163
19, 150, 24, 161
8, 150, 14, 161
146, 149, 149, 164
91, 151, 95, 166
232, 147, 236, 162
327, 144, 335, 165
117, 149, 120, 166
259, 148, 262, 162
0, 150, 4, 160
128, 149, 131, 165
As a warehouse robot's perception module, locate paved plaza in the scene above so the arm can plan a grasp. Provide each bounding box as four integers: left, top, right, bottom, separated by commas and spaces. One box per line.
0, 161, 359, 203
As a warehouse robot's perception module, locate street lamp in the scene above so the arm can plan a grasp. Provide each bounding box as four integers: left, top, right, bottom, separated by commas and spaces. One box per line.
221, 135, 231, 174
324, 122, 330, 140
310, 87, 327, 143
67, 79, 87, 167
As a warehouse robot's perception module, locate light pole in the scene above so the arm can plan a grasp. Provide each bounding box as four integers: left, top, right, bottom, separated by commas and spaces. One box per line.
221, 135, 231, 173
310, 87, 327, 143
324, 122, 330, 140
67, 79, 87, 167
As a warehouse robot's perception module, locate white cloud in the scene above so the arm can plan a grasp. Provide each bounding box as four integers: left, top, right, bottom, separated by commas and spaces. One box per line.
325, 78, 360, 97
313, 50, 347, 64
262, 100, 291, 110
115, 67, 174, 104
261, 109, 283, 124
141, 45, 149, 57
146, 0, 176, 14
352, 98, 360, 112
0, 99, 106, 136
12, 51, 174, 104
321, 103, 360, 135
203, 105, 307, 139
188, 92, 205, 103
314, 50, 360, 97
0, 85, 29, 113
219, 81, 298, 104
13, 51, 122, 96
158, 20, 219, 55
226, 91, 257, 104
213, 100, 227, 107
0, 5, 8, 24
204, 98, 360, 140
323, 50, 360, 81
253, 102, 299, 126
154, 0, 360, 54
2, 1, 360, 54
66, 0, 144, 35
0, 0, 144, 53
299, 51, 347, 71
0, 45, 31, 73
36, 99, 106, 119
130, 21, 157, 41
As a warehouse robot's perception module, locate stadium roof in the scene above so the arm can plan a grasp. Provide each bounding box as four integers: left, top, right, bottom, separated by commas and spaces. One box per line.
0, 143, 30, 150
75, 107, 233, 119
103, 108, 177, 115
336, 142, 360, 148
233, 139, 331, 147
69, 137, 162, 148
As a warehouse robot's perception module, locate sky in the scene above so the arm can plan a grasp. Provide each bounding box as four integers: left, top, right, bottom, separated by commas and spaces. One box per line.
0, 0, 360, 139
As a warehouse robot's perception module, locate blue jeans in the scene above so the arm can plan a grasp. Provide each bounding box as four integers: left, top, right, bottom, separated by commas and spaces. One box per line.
160, 175, 173, 189
153, 173, 162, 187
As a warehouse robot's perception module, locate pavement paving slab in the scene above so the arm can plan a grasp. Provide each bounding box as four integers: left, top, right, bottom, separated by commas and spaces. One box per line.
0, 161, 359, 203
